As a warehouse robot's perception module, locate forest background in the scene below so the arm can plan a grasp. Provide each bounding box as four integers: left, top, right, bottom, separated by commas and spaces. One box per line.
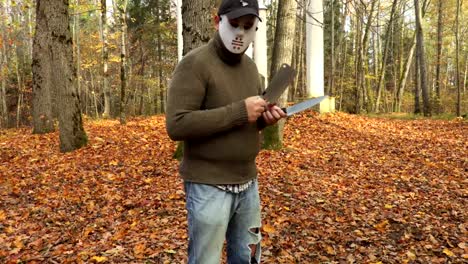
0, 0, 466, 131
0, 0, 467, 263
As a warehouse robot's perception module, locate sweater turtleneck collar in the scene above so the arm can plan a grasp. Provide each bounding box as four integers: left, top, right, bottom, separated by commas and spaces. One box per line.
212, 32, 243, 65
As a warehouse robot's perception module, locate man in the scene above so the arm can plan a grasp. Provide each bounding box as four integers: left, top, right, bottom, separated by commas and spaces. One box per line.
166, 0, 286, 263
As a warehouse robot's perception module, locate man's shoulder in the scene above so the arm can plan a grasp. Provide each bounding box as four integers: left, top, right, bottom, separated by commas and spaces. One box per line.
173, 44, 213, 78
242, 55, 258, 68
240, 55, 259, 75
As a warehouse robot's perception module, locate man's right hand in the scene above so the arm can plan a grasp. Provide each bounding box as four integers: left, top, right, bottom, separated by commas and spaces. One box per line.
245, 96, 267, 123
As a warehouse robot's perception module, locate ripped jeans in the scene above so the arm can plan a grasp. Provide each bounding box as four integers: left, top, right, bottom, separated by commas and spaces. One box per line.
184, 180, 262, 264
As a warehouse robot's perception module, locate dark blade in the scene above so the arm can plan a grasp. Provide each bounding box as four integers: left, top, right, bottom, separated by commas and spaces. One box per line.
282, 96, 327, 116
262, 64, 296, 104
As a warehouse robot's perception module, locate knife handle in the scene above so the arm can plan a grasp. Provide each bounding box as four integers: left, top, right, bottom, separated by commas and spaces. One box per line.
281, 107, 287, 113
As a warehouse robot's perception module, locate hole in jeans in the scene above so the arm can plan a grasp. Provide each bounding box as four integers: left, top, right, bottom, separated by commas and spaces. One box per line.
248, 227, 261, 263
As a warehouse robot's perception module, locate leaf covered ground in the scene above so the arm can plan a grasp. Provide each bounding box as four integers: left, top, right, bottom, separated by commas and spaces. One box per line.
0, 112, 466, 263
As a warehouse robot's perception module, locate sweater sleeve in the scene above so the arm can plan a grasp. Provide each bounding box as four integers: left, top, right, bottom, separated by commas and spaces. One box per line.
165, 58, 249, 141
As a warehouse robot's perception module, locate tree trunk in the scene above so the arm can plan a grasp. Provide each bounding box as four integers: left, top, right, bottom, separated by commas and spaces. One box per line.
73, 0, 82, 99
267, 0, 279, 65
360, 0, 377, 112
93, 91, 99, 117
292, 3, 307, 100
15, 44, 24, 128
395, 34, 416, 112
337, 1, 349, 111
435, 0, 443, 99
444, 49, 450, 92
297, 33, 306, 98
0, 64, 7, 128
299, 2, 308, 98
27, 4, 34, 61
353, 4, 362, 114
42, 0, 87, 152
155, 0, 165, 114
120, 1, 128, 124
101, 0, 111, 118
0, 1, 9, 128
138, 40, 145, 115
374, 0, 398, 113
182, 0, 217, 55
463, 52, 467, 93
414, 49, 421, 114
89, 71, 95, 116
373, 1, 380, 84
290, 5, 304, 101
414, 0, 431, 116
372, 29, 379, 108
32, 0, 55, 134
391, 2, 404, 112
329, 0, 335, 96
455, 0, 461, 117
114, 0, 128, 124
338, 38, 348, 112
263, 0, 298, 150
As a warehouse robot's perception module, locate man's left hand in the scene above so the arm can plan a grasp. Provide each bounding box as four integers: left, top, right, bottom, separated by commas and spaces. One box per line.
262, 105, 286, 125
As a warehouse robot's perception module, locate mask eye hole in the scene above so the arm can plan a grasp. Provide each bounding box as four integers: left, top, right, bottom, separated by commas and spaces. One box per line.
228, 19, 254, 31
243, 23, 254, 30
229, 20, 240, 28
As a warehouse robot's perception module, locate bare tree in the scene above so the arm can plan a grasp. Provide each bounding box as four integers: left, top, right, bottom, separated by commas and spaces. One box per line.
101, 0, 111, 118
263, 0, 298, 149
155, 0, 165, 114
455, 0, 461, 117
414, 0, 431, 116
289, 4, 305, 101
414, 46, 421, 114
435, 0, 443, 99
32, 0, 55, 134
356, 0, 377, 113
395, 33, 416, 112
337, 1, 349, 111
113, 0, 129, 124
463, 52, 467, 93
73, 0, 82, 99
11, 4, 26, 128
182, 0, 217, 56
374, 0, 398, 113
38, 0, 87, 152
329, 0, 336, 96
0, 1, 9, 127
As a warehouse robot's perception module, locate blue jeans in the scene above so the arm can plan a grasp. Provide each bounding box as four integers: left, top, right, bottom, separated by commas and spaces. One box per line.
184, 180, 262, 264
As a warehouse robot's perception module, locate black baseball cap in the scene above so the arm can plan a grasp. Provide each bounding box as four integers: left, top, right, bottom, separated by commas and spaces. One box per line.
218, 0, 262, 21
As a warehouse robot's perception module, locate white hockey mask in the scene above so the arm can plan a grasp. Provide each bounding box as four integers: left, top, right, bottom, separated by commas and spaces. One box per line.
218, 15, 258, 54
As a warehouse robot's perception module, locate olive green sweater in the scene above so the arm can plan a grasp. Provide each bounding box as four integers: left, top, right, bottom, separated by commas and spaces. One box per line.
166, 32, 264, 185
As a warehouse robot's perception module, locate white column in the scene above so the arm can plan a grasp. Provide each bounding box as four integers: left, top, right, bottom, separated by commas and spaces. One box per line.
253, 0, 268, 86
176, 0, 183, 61
306, 0, 324, 97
